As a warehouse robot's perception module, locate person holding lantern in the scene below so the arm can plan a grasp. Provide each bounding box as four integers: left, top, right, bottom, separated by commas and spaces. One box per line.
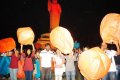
74, 48, 84, 80
0, 37, 16, 79
64, 52, 76, 80
0, 52, 11, 79
40, 43, 54, 80
21, 44, 35, 80
53, 49, 65, 80
9, 49, 20, 80
101, 43, 119, 80
16, 27, 36, 80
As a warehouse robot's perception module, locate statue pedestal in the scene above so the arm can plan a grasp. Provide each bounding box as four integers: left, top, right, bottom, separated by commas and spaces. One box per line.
36, 33, 50, 49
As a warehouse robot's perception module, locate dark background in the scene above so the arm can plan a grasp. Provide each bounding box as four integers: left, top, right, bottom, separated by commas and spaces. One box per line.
0, 0, 120, 48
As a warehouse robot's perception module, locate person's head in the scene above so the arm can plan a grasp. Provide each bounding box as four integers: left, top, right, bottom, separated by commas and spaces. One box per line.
35, 51, 40, 59
13, 49, 19, 56
27, 49, 32, 55
52, 0, 58, 4
56, 49, 61, 55
45, 43, 51, 51
101, 42, 107, 51
75, 48, 82, 54
15, 50, 19, 54
83, 47, 89, 51
75, 48, 79, 53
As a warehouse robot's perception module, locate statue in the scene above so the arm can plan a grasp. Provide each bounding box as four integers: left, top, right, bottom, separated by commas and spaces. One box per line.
48, 0, 62, 30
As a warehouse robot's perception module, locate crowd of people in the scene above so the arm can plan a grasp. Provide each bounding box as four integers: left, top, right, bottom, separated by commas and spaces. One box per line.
0, 42, 120, 80
0, 43, 83, 80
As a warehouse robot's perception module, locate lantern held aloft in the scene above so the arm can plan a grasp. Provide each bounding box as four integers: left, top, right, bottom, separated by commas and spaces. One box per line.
0, 37, 16, 53
50, 26, 74, 54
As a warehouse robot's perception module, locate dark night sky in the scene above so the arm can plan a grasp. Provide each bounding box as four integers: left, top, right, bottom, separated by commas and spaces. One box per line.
0, 0, 120, 48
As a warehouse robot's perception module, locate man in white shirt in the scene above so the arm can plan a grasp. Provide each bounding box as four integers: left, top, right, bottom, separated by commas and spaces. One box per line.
40, 43, 54, 80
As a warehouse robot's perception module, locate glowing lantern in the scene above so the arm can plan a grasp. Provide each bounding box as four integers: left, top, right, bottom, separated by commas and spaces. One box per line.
17, 27, 35, 45
0, 37, 16, 53
50, 26, 74, 54
78, 47, 111, 80
100, 13, 120, 51
100, 13, 120, 43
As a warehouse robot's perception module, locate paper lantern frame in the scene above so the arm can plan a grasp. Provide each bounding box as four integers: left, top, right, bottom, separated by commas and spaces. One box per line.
100, 13, 120, 52
0, 37, 16, 53
78, 47, 111, 80
17, 27, 35, 45
50, 26, 74, 54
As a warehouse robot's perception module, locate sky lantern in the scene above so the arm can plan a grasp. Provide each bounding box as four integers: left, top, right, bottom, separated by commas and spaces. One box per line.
50, 26, 74, 54
78, 47, 111, 80
0, 37, 16, 53
100, 13, 120, 51
17, 27, 35, 52
17, 27, 35, 45
48, 0, 62, 30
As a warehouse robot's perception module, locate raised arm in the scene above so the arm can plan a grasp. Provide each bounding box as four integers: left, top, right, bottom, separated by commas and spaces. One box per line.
20, 44, 23, 53
32, 43, 35, 52
20, 44, 26, 57
114, 41, 120, 55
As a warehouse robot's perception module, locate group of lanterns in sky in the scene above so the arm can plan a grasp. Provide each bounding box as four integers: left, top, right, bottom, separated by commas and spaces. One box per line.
0, 13, 120, 80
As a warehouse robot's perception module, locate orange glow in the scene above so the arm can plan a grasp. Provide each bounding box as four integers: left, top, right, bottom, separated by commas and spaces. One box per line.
17, 27, 35, 45
78, 47, 111, 80
0, 37, 16, 52
50, 27, 74, 54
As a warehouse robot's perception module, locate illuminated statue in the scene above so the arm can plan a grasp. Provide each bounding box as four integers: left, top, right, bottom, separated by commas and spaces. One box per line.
48, 0, 62, 30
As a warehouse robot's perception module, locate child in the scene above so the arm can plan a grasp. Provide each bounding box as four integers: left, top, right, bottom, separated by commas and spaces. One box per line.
33, 51, 41, 80
17, 55, 25, 80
